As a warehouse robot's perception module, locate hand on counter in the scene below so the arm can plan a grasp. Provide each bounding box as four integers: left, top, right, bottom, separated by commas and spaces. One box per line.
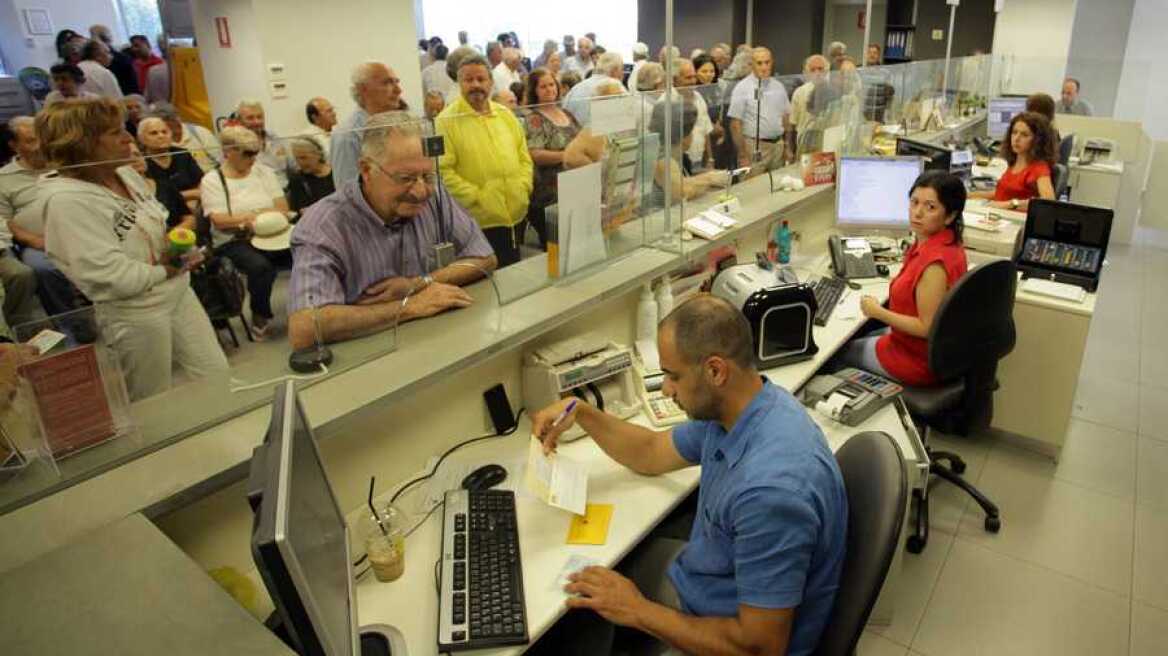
860, 295, 883, 318
404, 282, 473, 320
564, 566, 648, 628
358, 276, 423, 305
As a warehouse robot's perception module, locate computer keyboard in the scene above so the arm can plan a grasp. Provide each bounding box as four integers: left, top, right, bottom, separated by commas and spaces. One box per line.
438, 489, 528, 652
811, 276, 848, 326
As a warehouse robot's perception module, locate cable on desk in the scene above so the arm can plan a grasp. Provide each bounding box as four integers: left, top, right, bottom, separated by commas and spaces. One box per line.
388, 407, 526, 505
405, 499, 446, 540
433, 556, 442, 594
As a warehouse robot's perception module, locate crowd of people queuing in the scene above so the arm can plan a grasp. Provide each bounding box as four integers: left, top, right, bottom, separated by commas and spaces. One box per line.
0, 26, 1071, 402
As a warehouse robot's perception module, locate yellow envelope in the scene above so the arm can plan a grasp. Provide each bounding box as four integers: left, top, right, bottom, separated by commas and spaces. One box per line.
566, 504, 614, 545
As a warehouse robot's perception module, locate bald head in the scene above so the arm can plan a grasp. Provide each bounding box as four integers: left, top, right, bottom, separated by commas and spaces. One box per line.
660, 295, 755, 370
306, 96, 336, 131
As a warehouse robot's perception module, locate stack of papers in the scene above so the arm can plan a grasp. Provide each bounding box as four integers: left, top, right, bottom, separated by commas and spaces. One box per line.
524, 437, 589, 515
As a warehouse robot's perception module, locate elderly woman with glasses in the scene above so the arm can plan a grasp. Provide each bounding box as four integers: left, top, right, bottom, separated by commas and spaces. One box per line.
35, 97, 227, 400
199, 124, 289, 340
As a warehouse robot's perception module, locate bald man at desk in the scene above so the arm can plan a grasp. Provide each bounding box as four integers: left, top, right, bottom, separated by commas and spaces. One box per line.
287, 111, 496, 350
530, 295, 847, 656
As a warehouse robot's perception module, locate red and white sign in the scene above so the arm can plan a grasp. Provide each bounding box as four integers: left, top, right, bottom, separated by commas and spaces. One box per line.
215, 16, 231, 48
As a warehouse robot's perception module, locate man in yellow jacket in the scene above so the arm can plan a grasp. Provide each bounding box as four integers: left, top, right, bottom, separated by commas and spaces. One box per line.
435, 53, 534, 267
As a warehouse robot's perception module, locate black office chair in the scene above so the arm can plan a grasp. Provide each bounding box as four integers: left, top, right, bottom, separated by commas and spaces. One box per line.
1059, 133, 1075, 166
815, 431, 907, 656
900, 259, 1016, 553
1053, 163, 1070, 199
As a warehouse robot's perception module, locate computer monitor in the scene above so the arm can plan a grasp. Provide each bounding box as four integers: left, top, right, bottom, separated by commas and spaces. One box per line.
895, 137, 951, 172
248, 380, 359, 656
987, 96, 1027, 140
1017, 199, 1114, 292
835, 156, 924, 232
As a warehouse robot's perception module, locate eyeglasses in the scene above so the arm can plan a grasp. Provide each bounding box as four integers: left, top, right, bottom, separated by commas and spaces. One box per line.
240, 149, 259, 158
367, 159, 437, 187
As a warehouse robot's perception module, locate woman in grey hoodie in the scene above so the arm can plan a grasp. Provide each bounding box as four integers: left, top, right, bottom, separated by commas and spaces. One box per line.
35, 97, 228, 401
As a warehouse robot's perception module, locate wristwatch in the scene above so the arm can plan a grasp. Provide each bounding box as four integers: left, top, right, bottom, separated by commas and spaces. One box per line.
1009, 198, 1020, 210
421, 274, 434, 288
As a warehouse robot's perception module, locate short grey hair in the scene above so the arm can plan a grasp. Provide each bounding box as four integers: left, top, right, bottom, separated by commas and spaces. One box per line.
147, 100, 179, 122
124, 94, 146, 106
350, 61, 387, 105
661, 294, 755, 370
597, 51, 624, 77
360, 111, 426, 163
804, 54, 828, 72
446, 46, 478, 82
136, 116, 168, 137
290, 136, 325, 158
424, 89, 445, 101
236, 98, 264, 114
635, 62, 665, 92
829, 41, 847, 56
219, 125, 260, 150
457, 54, 490, 78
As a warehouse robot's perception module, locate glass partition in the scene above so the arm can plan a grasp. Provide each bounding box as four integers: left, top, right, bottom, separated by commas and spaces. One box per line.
0, 31, 1051, 516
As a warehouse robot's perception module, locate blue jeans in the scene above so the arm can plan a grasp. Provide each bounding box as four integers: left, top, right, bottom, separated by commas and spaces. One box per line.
20, 247, 77, 317
831, 329, 895, 380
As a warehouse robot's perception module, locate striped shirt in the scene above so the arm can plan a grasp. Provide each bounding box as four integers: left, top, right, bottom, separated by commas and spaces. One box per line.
288, 178, 493, 314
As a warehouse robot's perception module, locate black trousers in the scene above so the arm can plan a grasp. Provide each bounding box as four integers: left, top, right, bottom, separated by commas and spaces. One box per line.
217, 241, 279, 320
482, 221, 527, 268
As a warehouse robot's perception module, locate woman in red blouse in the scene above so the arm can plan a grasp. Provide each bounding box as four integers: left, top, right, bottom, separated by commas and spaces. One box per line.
970, 111, 1057, 212
833, 172, 969, 386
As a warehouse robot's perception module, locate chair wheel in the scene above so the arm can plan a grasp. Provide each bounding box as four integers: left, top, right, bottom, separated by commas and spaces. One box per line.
906, 535, 926, 554
951, 458, 967, 474
985, 516, 1001, 533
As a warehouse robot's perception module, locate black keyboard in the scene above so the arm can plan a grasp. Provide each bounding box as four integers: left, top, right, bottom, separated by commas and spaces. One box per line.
437, 489, 528, 652
811, 276, 848, 326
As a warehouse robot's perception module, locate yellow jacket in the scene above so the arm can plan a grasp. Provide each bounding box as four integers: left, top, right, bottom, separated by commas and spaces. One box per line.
436, 96, 533, 230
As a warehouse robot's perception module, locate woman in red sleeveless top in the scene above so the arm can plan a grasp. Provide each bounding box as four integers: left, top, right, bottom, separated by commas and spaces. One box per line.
970, 111, 1057, 213
833, 172, 969, 386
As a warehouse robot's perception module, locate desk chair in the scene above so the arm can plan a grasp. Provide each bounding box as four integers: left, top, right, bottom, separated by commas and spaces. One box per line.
1053, 163, 1070, 199
815, 431, 907, 656
900, 259, 1016, 553
1058, 133, 1075, 167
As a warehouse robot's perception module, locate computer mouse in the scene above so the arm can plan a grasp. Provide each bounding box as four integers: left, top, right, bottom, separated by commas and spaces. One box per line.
776, 266, 799, 284
461, 464, 508, 492
876, 264, 890, 277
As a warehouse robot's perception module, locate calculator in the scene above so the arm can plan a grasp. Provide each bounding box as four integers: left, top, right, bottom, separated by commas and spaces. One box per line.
643, 390, 687, 427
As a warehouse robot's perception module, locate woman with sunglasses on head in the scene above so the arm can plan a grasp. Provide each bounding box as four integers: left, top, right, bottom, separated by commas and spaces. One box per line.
35, 97, 227, 400
199, 125, 289, 340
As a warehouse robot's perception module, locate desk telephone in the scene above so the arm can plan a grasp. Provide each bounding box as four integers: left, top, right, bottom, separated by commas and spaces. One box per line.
635, 342, 687, 427
801, 367, 903, 426
828, 236, 879, 279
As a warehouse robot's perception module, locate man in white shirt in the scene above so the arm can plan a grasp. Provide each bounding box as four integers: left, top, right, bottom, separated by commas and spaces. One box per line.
78, 40, 123, 100
0, 117, 55, 321
563, 51, 626, 126
331, 61, 410, 183
302, 97, 336, 158
563, 36, 594, 77
790, 55, 829, 136
727, 47, 791, 167
422, 44, 454, 98
673, 59, 716, 170
44, 64, 99, 106
492, 48, 523, 94
237, 99, 295, 187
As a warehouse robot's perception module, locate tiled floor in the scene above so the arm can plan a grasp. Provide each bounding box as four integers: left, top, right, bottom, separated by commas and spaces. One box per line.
859, 242, 1168, 656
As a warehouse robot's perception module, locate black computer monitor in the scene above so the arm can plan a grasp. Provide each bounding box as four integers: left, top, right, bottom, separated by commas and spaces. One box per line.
1017, 199, 1113, 292
895, 137, 952, 173
248, 380, 359, 656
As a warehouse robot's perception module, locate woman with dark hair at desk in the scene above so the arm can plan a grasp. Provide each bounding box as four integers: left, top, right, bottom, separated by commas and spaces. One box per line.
833, 171, 968, 387
970, 111, 1056, 211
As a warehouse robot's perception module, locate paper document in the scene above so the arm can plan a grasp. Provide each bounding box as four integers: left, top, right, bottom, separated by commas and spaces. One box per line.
524, 437, 589, 515
566, 504, 614, 545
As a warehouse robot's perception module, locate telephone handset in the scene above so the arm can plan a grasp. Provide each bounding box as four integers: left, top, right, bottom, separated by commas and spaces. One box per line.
828, 235, 879, 279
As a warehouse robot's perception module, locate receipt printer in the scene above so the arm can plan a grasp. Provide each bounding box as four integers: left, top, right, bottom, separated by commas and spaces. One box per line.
522, 335, 639, 442
801, 367, 903, 426
712, 263, 819, 368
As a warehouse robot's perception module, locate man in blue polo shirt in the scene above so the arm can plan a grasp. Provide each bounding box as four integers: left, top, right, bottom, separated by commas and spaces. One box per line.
532, 294, 847, 656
